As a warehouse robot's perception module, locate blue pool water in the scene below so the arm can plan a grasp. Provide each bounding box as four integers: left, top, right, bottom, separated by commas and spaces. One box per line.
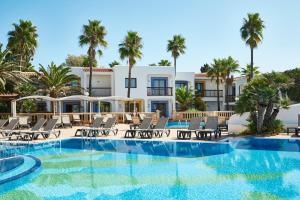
167, 121, 190, 128
0, 138, 300, 199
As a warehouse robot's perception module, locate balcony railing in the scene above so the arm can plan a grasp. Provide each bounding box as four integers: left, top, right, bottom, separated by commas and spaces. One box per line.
195, 90, 223, 97
147, 87, 173, 96
87, 87, 111, 97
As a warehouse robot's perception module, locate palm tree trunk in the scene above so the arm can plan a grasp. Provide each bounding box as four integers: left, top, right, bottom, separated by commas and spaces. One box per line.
217, 77, 220, 111
250, 47, 254, 80
225, 78, 229, 111
257, 104, 266, 134
174, 57, 176, 76
127, 62, 132, 98
89, 64, 92, 97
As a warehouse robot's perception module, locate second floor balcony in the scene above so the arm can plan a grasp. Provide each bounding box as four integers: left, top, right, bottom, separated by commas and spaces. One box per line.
147, 87, 173, 96
195, 90, 223, 97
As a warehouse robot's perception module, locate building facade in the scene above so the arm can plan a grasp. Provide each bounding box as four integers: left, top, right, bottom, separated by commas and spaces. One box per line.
68, 66, 247, 115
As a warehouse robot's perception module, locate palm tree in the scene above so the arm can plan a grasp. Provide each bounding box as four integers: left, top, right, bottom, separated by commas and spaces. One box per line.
167, 35, 186, 75
0, 44, 27, 91
241, 64, 260, 81
79, 20, 107, 96
119, 31, 143, 98
175, 86, 194, 111
158, 59, 171, 66
109, 60, 120, 68
240, 13, 265, 80
39, 62, 79, 98
207, 59, 225, 111
223, 56, 239, 111
7, 20, 38, 71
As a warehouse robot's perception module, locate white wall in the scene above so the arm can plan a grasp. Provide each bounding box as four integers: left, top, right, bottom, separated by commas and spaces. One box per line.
176, 72, 195, 89
113, 66, 176, 116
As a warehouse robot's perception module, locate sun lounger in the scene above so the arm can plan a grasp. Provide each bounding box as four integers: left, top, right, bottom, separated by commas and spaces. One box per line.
177, 118, 201, 140
72, 114, 81, 125
0, 119, 19, 138
62, 115, 72, 128
96, 117, 118, 136
53, 116, 63, 128
18, 116, 30, 129
124, 117, 152, 138
125, 114, 133, 124
195, 116, 220, 140
138, 113, 146, 122
294, 115, 300, 137
21, 119, 60, 140
103, 114, 113, 123
74, 117, 103, 137
0, 119, 7, 129
13, 118, 47, 140
140, 117, 170, 139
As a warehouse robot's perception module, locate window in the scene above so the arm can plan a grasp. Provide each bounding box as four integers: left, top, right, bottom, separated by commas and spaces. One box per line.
175, 81, 188, 89
125, 78, 137, 88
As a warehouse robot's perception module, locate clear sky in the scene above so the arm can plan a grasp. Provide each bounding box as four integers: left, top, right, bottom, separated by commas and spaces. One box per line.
1, 0, 300, 73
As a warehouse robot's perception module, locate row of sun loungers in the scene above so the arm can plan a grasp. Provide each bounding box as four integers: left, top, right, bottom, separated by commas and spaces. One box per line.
0, 118, 60, 141
177, 117, 221, 140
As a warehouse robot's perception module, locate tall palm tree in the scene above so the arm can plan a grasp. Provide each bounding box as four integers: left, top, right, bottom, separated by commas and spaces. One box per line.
240, 13, 264, 80
7, 20, 38, 71
167, 35, 186, 75
207, 59, 225, 111
119, 31, 143, 98
241, 64, 260, 81
109, 60, 120, 68
79, 20, 107, 96
158, 59, 171, 66
39, 62, 79, 98
0, 44, 27, 91
223, 56, 239, 111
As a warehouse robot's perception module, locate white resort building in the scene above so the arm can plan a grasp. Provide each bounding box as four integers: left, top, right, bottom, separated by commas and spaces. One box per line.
67, 66, 247, 116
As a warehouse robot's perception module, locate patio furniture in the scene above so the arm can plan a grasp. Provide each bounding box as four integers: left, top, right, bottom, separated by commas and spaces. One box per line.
53, 116, 63, 128
195, 116, 220, 140
124, 117, 152, 138
18, 116, 30, 129
0, 119, 19, 138
0, 119, 7, 129
72, 114, 81, 125
62, 115, 72, 128
95, 118, 118, 136
295, 115, 300, 137
140, 117, 170, 139
21, 119, 60, 140
138, 113, 146, 121
177, 118, 201, 140
74, 117, 103, 137
13, 118, 47, 140
125, 114, 133, 124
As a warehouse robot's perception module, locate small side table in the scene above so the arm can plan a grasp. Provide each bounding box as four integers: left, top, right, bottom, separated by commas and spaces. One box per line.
286, 127, 297, 135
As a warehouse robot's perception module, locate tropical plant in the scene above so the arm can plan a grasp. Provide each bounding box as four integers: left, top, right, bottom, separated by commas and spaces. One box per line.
241, 64, 260, 81
7, 20, 38, 71
222, 56, 239, 111
235, 72, 291, 134
200, 63, 210, 73
65, 54, 87, 67
149, 63, 156, 66
79, 20, 107, 96
109, 60, 120, 68
39, 62, 79, 97
119, 31, 143, 98
158, 59, 171, 66
0, 44, 27, 91
284, 67, 300, 103
176, 86, 194, 111
167, 35, 186, 75
194, 96, 206, 111
207, 59, 225, 111
240, 13, 265, 80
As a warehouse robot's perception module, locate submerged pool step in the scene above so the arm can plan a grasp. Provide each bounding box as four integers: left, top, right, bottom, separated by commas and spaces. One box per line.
0, 155, 41, 185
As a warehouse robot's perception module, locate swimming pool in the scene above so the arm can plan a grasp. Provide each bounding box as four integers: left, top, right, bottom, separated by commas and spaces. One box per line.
166, 121, 190, 128
0, 138, 300, 199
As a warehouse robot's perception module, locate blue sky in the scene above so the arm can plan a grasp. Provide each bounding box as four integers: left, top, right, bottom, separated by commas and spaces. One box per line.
1, 0, 300, 72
